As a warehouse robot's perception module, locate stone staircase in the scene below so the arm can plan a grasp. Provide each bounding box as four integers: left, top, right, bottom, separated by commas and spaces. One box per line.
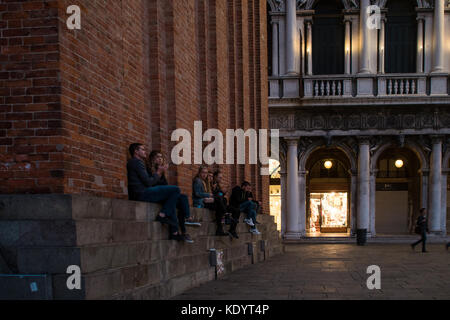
0, 195, 283, 300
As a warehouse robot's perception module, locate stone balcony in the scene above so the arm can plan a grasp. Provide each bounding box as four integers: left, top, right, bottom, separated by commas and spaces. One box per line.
269, 73, 450, 106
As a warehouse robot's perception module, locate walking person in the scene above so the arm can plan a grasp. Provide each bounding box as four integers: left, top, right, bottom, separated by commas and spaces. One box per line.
127, 143, 185, 242
411, 208, 429, 253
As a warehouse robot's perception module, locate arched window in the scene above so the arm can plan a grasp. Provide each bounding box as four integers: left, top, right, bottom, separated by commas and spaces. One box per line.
385, 0, 417, 73
312, 0, 345, 75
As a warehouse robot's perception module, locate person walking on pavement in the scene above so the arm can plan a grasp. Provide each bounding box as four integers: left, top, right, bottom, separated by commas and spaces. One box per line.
411, 208, 429, 253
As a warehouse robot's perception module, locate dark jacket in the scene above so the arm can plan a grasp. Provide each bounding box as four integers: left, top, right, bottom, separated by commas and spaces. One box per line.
147, 167, 168, 186
126, 158, 160, 200
229, 186, 252, 208
416, 215, 429, 233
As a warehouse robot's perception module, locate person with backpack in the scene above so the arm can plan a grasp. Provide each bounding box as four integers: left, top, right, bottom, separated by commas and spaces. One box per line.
411, 208, 429, 253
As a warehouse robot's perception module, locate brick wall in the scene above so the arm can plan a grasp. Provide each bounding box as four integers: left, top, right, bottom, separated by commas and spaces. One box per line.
0, 0, 62, 194
1, 0, 269, 212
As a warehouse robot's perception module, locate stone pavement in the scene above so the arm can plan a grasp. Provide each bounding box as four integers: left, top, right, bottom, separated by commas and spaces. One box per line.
173, 243, 450, 300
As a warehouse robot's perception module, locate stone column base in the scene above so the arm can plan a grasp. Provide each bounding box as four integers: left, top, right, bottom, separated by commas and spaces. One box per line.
283, 232, 303, 240
430, 74, 448, 96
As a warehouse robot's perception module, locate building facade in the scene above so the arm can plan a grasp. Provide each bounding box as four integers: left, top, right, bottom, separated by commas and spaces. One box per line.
267, 0, 450, 238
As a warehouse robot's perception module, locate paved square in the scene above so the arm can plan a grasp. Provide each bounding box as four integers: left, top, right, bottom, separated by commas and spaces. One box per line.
173, 244, 450, 300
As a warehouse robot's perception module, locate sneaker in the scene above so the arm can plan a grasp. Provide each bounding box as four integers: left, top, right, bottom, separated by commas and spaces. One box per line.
182, 234, 194, 244
185, 220, 201, 227
243, 218, 255, 227
169, 233, 184, 241
250, 228, 261, 235
229, 230, 239, 239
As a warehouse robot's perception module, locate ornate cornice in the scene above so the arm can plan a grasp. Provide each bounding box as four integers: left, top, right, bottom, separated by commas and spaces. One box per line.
270, 107, 450, 133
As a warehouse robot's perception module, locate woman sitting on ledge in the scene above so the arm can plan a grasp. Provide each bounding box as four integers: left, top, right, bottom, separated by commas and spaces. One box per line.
192, 165, 228, 236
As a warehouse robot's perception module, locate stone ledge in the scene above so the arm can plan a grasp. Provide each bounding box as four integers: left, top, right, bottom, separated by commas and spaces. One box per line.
0, 194, 283, 300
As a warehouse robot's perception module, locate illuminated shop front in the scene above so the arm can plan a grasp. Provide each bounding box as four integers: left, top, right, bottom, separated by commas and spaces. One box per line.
310, 192, 348, 233
306, 149, 352, 235
269, 159, 281, 231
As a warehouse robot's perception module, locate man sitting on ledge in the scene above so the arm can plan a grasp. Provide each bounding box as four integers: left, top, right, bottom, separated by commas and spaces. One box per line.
127, 143, 186, 242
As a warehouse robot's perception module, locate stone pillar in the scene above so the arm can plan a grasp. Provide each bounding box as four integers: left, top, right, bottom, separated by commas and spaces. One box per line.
357, 138, 370, 243
432, 0, 445, 73
369, 169, 377, 236
429, 136, 442, 233
349, 170, 358, 236
430, 0, 447, 95
441, 170, 448, 235
272, 20, 279, 76
280, 168, 287, 236
286, 0, 297, 75
379, 18, 385, 74
344, 18, 351, 74
298, 170, 307, 236
359, 0, 371, 74
420, 169, 429, 210
417, 17, 424, 73
306, 20, 313, 75
285, 138, 301, 239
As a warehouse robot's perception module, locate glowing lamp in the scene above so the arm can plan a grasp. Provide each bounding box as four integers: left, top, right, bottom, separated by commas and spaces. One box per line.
324, 160, 333, 169
395, 159, 404, 168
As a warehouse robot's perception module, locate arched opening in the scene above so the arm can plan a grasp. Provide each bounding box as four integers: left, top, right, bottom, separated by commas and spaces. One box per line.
385, 0, 417, 73
306, 148, 351, 235
375, 147, 421, 234
312, 0, 345, 75
269, 158, 281, 231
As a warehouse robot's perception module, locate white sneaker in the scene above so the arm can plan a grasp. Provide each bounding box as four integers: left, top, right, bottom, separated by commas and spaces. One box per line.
250, 228, 261, 235
243, 218, 255, 227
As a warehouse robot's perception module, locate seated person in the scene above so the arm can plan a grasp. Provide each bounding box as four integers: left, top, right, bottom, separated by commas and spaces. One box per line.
212, 170, 239, 239
192, 166, 228, 236
148, 150, 201, 243
229, 181, 261, 235
127, 143, 185, 242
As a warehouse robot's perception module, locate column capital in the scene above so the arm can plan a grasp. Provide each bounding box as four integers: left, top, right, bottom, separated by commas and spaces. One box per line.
430, 135, 444, 144
284, 137, 299, 146
357, 136, 371, 145
419, 169, 430, 176
298, 170, 308, 176
348, 169, 358, 176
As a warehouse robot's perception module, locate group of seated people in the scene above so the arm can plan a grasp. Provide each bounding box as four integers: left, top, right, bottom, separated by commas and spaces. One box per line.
127, 143, 262, 244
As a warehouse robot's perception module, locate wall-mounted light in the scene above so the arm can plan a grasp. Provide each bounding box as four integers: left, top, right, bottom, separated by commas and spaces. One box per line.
324, 160, 333, 169
395, 159, 404, 169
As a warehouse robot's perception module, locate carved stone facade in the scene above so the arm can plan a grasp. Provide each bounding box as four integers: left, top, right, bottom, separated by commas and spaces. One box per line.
268, 0, 450, 240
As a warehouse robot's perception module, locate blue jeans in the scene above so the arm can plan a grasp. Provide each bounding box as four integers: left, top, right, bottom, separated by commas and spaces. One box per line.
139, 185, 180, 233
240, 200, 257, 225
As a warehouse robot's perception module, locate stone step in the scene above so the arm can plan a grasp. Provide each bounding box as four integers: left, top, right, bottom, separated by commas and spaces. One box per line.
0, 194, 283, 299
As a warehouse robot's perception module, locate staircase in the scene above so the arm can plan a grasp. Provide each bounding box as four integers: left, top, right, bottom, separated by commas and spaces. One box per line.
0, 194, 283, 300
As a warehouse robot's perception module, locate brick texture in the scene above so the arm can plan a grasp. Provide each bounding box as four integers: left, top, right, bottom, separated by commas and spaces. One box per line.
1, 0, 269, 212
